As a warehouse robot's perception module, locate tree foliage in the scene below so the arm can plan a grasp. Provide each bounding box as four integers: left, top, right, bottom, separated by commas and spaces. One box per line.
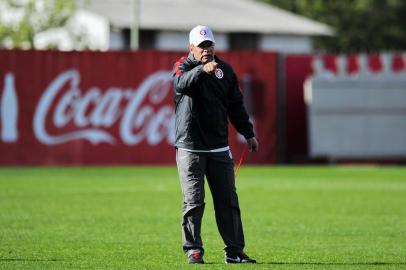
0, 0, 79, 49
261, 0, 406, 52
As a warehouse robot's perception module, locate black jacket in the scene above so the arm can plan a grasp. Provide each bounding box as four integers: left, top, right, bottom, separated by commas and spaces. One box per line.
173, 53, 254, 151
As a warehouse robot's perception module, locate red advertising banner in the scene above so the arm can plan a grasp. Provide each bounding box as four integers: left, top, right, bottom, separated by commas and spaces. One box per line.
0, 50, 277, 165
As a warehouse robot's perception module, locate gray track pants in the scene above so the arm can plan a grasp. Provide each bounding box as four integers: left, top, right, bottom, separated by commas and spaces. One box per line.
176, 148, 245, 255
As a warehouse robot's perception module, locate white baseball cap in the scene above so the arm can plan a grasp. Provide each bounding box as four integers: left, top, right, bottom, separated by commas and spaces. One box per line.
189, 25, 216, 46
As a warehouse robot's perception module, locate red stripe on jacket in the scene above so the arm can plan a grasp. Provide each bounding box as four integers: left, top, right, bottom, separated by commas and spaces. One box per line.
174, 56, 188, 76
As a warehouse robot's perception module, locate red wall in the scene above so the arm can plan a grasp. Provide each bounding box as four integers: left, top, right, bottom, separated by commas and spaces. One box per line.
0, 50, 278, 165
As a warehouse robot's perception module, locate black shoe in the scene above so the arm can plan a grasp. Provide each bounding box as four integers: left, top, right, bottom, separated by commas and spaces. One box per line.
225, 252, 256, 264
188, 250, 204, 264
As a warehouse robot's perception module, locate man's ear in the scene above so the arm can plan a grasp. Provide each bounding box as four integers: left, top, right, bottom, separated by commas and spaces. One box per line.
189, 44, 194, 53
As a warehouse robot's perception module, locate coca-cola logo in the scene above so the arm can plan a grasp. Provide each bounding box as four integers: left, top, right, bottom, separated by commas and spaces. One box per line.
1, 69, 175, 145
33, 69, 174, 145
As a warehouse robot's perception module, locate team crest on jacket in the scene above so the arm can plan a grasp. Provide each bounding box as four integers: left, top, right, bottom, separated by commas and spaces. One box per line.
215, 68, 224, 79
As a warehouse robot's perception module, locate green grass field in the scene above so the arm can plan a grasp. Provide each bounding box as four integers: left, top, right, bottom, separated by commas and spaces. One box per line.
0, 166, 405, 270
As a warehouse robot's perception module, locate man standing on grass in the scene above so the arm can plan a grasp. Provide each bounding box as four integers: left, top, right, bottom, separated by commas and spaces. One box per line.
172, 25, 259, 264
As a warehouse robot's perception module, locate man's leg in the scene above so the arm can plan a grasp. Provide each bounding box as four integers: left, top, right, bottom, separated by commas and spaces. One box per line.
205, 151, 245, 255
176, 149, 207, 254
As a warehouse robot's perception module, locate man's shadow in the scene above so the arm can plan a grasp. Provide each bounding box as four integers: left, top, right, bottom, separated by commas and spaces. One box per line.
195, 261, 406, 266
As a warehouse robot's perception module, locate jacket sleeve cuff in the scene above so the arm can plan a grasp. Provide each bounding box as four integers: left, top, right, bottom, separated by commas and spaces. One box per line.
243, 132, 255, 140
194, 65, 204, 77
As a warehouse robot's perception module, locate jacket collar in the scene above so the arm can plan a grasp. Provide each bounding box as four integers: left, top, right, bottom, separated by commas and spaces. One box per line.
187, 52, 199, 65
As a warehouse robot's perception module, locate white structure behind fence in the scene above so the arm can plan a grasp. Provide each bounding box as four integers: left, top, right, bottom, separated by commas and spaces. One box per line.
305, 53, 406, 160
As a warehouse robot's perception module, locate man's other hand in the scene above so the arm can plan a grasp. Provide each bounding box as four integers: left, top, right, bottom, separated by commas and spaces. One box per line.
247, 137, 259, 153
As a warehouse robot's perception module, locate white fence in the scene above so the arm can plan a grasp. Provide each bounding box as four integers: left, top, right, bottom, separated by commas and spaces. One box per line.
305, 53, 406, 160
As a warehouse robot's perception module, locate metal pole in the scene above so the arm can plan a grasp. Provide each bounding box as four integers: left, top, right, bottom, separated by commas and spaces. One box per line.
130, 0, 139, 50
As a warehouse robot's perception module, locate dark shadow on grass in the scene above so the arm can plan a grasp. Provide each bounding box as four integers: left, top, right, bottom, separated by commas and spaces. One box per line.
259, 262, 406, 266
0, 258, 62, 262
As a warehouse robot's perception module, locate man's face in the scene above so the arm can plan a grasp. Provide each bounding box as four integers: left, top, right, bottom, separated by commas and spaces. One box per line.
190, 41, 215, 64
